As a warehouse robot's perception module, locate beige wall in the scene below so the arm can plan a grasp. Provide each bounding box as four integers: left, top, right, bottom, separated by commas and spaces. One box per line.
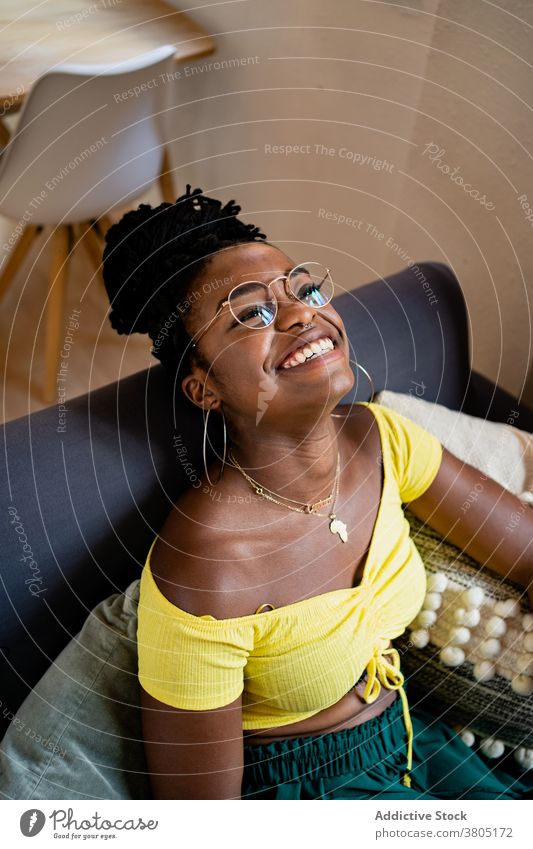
2, 0, 532, 418
163, 0, 533, 407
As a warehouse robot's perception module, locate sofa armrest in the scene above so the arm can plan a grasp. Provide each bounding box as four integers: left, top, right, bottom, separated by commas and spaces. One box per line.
463, 369, 533, 433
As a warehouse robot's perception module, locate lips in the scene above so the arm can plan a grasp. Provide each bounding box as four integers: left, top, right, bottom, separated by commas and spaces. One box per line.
275, 330, 338, 370
280, 336, 335, 369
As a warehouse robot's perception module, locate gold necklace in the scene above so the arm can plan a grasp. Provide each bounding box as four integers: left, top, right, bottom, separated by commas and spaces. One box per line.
227, 448, 338, 512
227, 448, 349, 543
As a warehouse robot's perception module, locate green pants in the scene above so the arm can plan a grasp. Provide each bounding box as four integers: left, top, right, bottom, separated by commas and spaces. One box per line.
242, 687, 532, 800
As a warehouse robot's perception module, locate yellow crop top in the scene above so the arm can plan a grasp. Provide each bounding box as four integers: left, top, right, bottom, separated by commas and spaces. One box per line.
137, 401, 443, 787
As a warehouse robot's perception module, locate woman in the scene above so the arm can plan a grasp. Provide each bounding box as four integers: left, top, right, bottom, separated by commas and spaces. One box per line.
103, 184, 533, 800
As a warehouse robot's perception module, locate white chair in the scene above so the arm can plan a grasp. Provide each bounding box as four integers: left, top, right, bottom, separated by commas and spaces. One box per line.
0, 45, 177, 402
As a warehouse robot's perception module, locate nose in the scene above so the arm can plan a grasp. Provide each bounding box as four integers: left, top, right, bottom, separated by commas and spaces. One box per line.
271, 277, 317, 332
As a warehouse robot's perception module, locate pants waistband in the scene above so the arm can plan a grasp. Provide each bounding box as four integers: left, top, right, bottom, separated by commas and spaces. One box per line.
243, 690, 406, 789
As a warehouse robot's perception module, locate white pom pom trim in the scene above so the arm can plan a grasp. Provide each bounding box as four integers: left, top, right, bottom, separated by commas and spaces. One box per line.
473, 661, 495, 682
462, 608, 481, 628
494, 598, 520, 618
416, 610, 437, 628
460, 729, 475, 747
423, 592, 442, 611
439, 646, 465, 667
427, 572, 448, 593
496, 664, 514, 681
480, 737, 505, 759
410, 629, 430, 649
514, 747, 533, 769
462, 587, 484, 608
478, 638, 501, 659
485, 616, 507, 638
516, 654, 533, 676
524, 633, 533, 653
453, 607, 467, 625
523, 614, 533, 633
511, 675, 533, 696
448, 626, 470, 646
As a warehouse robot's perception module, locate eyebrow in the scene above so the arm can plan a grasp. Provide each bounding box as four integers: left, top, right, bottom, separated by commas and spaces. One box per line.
214, 281, 268, 314
213, 266, 310, 315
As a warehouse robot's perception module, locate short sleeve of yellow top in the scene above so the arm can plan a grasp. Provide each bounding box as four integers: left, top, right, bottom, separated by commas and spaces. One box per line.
137, 401, 443, 785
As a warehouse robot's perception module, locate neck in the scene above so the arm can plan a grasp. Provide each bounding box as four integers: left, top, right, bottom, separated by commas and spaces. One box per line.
228, 413, 340, 505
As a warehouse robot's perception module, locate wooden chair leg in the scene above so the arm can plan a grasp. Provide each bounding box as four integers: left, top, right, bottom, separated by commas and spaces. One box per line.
159, 147, 175, 203
0, 225, 43, 301
0, 118, 11, 147
42, 226, 72, 404
76, 221, 105, 287
93, 214, 114, 240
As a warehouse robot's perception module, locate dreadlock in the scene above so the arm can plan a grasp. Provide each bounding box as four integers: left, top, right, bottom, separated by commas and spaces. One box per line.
102, 184, 268, 385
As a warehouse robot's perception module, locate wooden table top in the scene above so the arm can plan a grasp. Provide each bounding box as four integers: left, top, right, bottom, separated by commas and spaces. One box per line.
0, 0, 215, 110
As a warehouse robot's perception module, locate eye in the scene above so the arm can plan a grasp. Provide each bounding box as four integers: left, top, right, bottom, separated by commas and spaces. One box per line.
295, 280, 328, 306
231, 303, 276, 329
232, 306, 263, 325
299, 282, 321, 298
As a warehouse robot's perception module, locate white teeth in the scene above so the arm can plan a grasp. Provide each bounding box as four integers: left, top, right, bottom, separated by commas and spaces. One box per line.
280, 336, 335, 370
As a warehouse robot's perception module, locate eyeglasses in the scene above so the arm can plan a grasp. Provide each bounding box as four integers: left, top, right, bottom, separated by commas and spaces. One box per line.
191, 261, 334, 348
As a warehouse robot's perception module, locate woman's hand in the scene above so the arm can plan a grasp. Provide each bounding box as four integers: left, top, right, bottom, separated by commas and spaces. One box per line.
407, 446, 533, 606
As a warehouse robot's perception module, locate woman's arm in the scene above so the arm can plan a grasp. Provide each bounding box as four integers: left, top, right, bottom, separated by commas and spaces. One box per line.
138, 498, 256, 800
406, 446, 533, 602
140, 687, 244, 799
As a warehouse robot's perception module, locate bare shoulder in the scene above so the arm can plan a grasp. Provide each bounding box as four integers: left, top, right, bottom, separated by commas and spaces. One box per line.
148, 468, 263, 618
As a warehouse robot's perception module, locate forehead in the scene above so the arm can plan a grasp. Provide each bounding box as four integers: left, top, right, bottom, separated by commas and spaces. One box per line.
207, 242, 294, 282
184, 242, 297, 322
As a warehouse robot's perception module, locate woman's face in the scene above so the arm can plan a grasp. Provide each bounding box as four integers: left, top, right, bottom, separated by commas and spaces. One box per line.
181, 242, 354, 427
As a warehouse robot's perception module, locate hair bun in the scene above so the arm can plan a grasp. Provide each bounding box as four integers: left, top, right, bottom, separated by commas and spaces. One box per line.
102, 186, 268, 363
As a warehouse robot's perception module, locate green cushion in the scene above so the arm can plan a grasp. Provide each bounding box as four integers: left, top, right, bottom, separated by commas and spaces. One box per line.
0, 580, 150, 800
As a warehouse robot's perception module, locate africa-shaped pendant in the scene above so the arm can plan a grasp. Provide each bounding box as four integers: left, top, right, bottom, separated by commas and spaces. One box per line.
329, 514, 348, 543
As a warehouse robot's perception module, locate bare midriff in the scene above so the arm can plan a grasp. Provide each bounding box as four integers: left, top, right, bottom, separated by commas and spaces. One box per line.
242, 671, 398, 745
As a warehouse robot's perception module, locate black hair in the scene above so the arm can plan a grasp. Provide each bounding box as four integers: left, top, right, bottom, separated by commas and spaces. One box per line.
102, 184, 268, 384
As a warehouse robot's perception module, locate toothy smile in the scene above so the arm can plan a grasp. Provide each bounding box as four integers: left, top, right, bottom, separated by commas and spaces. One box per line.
280, 336, 335, 369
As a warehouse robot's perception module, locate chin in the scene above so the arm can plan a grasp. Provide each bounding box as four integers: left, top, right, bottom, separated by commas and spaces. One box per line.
285, 362, 355, 412
322, 371, 356, 409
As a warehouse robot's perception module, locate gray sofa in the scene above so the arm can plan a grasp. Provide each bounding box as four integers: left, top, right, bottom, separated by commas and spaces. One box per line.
2, 260, 532, 742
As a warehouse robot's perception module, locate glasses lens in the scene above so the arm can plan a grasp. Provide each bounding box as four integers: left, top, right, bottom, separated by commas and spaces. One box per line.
229, 282, 277, 328
288, 263, 333, 307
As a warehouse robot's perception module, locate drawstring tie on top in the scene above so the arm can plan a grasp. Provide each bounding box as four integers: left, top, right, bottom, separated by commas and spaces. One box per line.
362, 645, 413, 788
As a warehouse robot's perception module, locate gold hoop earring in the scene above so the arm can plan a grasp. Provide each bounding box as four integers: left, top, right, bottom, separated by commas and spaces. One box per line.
350, 360, 376, 404
331, 360, 375, 417
202, 406, 227, 487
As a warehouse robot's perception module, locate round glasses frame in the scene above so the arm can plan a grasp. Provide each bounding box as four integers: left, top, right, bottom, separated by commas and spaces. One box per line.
190, 261, 334, 349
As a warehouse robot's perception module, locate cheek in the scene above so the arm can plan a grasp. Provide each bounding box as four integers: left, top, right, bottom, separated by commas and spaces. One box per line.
322, 304, 347, 338
217, 333, 271, 371
211, 337, 271, 396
